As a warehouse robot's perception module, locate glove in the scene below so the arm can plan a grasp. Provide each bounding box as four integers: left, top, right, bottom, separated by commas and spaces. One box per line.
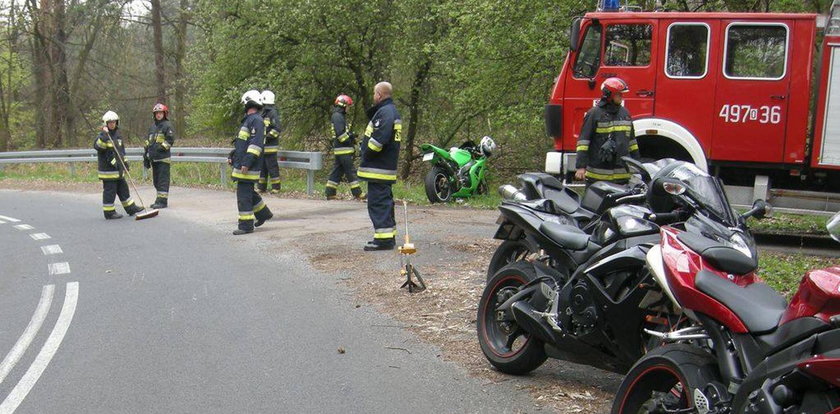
227, 149, 235, 166
143, 153, 151, 169
348, 131, 357, 140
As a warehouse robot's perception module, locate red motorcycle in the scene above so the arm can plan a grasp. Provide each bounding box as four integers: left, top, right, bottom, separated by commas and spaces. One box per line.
612, 174, 840, 413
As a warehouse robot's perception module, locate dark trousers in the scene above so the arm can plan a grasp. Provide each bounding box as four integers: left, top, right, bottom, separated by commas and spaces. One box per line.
236, 181, 271, 230
325, 154, 362, 198
102, 179, 135, 215
367, 181, 396, 243
152, 161, 170, 199
258, 153, 281, 191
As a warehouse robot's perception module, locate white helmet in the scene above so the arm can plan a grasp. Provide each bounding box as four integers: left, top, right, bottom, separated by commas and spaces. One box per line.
102, 111, 119, 122
241, 90, 263, 107
260, 90, 276, 105
480, 136, 497, 156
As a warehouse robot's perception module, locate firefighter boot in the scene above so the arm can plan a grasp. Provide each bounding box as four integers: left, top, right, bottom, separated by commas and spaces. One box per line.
351, 186, 366, 201
232, 228, 253, 235
150, 197, 168, 209
255, 207, 273, 228
124, 204, 145, 216
325, 185, 337, 200
363, 239, 395, 251
104, 211, 124, 220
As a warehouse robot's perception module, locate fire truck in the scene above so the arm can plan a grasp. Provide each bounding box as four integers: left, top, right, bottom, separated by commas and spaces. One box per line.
544, 1, 840, 192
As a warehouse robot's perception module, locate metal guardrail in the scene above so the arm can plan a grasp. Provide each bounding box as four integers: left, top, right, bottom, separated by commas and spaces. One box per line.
0, 148, 324, 195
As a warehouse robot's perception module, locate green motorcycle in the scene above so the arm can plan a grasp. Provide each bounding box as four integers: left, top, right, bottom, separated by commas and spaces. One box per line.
420, 136, 497, 203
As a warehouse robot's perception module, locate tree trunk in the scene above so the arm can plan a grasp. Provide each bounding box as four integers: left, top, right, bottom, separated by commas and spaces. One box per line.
151, 0, 166, 103
400, 58, 432, 180
50, 0, 71, 147
29, 0, 50, 148
173, 0, 189, 137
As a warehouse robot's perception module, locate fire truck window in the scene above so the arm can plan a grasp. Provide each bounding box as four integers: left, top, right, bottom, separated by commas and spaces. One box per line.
604, 24, 652, 67
573, 25, 602, 79
725, 25, 788, 80
666, 24, 708, 78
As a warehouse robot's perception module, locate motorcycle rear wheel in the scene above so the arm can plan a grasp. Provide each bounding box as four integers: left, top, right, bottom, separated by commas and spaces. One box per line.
486, 239, 536, 281
477, 261, 548, 375
611, 344, 718, 414
424, 166, 452, 203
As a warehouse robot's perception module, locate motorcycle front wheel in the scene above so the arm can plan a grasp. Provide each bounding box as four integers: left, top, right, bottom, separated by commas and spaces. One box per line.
611, 344, 718, 414
477, 261, 548, 375
424, 166, 453, 203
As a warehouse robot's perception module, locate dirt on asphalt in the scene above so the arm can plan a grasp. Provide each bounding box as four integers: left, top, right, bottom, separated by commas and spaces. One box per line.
1, 179, 620, 413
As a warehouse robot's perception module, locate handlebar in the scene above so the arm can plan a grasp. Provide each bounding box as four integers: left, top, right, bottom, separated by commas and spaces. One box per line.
648, 211, 685, 224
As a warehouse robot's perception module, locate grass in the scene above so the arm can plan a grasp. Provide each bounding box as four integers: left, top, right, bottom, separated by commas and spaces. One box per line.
759, 252, 839, 299
0, 162, 505, 209
749, 212, 829, 236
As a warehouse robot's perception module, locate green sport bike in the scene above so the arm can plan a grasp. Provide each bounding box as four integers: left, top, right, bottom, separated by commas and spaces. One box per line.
420, 136, 496, 203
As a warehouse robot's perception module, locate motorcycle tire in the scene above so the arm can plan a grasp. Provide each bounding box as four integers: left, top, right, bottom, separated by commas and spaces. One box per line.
477, 261, 548, 375
486, 239, 536, 281
611, 344, 718, 414
425, 166, 452, 203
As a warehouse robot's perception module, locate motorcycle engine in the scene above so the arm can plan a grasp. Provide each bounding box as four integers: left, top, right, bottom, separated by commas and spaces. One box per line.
559, 280, 599, 336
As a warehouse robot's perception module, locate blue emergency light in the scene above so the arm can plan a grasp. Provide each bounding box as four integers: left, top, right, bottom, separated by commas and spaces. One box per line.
600, 0, 621, 11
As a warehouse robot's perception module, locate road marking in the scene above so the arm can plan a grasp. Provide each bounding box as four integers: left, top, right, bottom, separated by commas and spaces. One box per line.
48, 262, 70, 276
0, 282, 79, 414
0, 215, 20, 223
0, 285, 54, 386
29, 233, 50, 241
40, 245, 63, 255
13, 224, 33, 231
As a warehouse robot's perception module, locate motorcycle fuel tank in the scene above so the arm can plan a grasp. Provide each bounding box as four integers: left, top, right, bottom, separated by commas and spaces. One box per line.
449, 148, 473, 166
781, 266, 840, 324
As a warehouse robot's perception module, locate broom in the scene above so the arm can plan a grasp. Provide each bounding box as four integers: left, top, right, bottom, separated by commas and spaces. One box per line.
103, 127, 159, 220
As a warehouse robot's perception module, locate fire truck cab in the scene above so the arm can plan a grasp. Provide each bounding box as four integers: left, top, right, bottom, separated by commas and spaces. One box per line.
544, 5, 835, 188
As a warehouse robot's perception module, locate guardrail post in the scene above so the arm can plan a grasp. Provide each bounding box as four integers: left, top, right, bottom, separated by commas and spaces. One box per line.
307, 170, 315, 195
69, 163, 76, 177
220, 163, 228, 187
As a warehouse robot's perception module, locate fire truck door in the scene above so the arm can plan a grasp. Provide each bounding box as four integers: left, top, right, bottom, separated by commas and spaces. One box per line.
564, 20, 657, 151
711, 21, 792, 163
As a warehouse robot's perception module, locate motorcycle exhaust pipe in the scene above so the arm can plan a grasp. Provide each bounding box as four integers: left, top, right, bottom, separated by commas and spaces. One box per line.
499, 184, 528, 201
511, 301, 560, 344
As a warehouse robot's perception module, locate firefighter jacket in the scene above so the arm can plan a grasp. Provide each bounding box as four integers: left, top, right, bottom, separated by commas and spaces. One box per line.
330, 107, 355, 156
262, 105, 281, 154
359, 98, 401, 183
144, 119, 175, 163
93, 128, 127, 181
575, 99, 640, 182
231, 112, 265, 183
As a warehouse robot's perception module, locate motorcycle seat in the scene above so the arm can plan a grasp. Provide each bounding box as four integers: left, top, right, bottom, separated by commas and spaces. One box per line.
545, 188, 582, 215
677, 232, 757, 275
539, 221, 590, 251
695, 269, 787, 333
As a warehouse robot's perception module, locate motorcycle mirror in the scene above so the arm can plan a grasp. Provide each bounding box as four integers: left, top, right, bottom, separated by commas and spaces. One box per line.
622, 156, 651, 183
828, 211, 840, 243
742, 199, 770, 220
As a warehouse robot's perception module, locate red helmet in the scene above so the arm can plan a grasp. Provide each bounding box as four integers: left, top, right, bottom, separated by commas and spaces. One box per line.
153, 103, 169, 114
334, 94, 353, 107
601, 77, 629, 98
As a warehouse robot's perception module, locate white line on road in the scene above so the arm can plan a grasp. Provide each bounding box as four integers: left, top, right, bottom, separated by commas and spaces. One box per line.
13, 225, 33, 231
29, 233, 50, 241
40, 245, 63, 255
0, 285, 54, 386
0, 215, 20, 223
0, 282, 79, 414
47, 263, 70, 276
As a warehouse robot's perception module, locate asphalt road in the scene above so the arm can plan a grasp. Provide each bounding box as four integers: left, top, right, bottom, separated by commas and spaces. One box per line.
0, 189, 536, 413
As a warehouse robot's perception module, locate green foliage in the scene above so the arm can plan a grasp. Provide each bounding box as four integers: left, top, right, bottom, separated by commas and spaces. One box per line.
759, 252, 838, 298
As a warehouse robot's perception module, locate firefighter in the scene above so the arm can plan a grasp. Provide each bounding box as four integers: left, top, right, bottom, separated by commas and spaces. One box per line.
358, 82, 401, 251
574, 77, 640, 185
325, 94, 365, 201
258, 90, 282, 193
143, 103, 175, 208
230, 90, 274, 235
94, 111, 144, 219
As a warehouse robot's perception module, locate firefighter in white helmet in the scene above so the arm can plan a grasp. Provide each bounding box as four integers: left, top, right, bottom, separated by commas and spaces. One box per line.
93, 111, 144, 219
229, 90, 274, 235
258, 90, 282, 193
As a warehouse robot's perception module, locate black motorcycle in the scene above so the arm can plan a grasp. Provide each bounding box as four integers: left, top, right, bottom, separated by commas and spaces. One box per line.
477, 160, 761, 376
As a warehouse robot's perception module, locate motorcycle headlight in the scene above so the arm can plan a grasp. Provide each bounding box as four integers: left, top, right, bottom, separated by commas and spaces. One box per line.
728, 233, 753, 258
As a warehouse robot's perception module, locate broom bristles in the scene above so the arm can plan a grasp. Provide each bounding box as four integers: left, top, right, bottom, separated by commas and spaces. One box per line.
135, 209, 159, 220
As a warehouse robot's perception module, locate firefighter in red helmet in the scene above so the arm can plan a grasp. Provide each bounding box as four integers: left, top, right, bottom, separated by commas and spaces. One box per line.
325, 94, 365, 200
144, 103, 175, 208
575, 77, 640, 185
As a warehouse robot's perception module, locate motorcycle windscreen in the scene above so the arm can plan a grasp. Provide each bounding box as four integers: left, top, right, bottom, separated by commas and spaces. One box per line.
660, 162, 738, 227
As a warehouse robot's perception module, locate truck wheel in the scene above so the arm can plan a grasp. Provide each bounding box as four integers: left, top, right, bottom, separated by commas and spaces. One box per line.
425, 166, 452, 203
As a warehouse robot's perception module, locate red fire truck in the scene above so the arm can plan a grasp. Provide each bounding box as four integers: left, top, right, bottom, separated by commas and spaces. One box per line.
544, 3, 840, 190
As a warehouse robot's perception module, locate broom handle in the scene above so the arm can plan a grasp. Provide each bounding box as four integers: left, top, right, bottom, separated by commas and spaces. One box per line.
105, 128, 148, 208
402, 200, 410, 244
